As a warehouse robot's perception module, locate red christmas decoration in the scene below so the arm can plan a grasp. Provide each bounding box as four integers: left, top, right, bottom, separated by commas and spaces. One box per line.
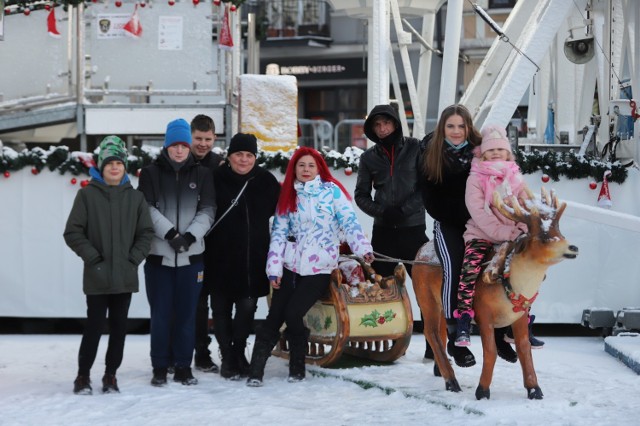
168, 0, 175, 5
597, 170, 612, 209
45, 4, 51, 11
541, 174, 550, 183
139, 2, 146, 7
81, 179, 90, 188
23, 8, 31, 16
31, 168, 39, 175
213, 0, 221, 5
70, 177, 78, 185
47, 8, 61, 39
344, 167, 353, 176
123, 4, 143, 38
136, 169, 141, 177
589, 181, 597, 190
193, 0, 200, 5
230, 4, 237, 11
115, 1, 122, 7
3, 171, 10, 178
218, 4, 234, 50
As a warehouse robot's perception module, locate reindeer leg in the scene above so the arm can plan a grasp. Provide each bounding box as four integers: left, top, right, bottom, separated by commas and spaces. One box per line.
412, 264, 461, 392
476, 319, 498, 400
512, 314, 543, 399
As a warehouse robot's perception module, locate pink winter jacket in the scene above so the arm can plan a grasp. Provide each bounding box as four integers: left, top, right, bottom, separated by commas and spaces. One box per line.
463, 158, 529, 244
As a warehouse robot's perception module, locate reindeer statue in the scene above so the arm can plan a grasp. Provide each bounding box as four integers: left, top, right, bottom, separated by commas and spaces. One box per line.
412, 188, 578, 400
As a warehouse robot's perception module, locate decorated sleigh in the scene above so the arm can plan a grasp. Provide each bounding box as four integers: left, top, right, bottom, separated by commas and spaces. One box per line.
272, 257, 414, 367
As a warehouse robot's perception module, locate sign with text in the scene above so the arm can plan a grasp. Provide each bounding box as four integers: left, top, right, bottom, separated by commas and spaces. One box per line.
158, 16, 183, 50
96, 14, 131, 39
261, 57, 366, 81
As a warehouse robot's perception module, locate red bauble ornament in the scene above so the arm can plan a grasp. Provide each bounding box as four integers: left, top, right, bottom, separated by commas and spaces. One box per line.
115, 1, 122, 7
213, 0, 221, 5
71, 177, 78, 185
139, 1, 146, 6
136, 169, 141, 177
81, 179, 90, 188
3, 171, 10, 178
168, 0, 175, 5
541, 174, 550, 183
230, 4, 237, 11
31, 167, 39, 175
45, 4, 51, 10
193, 0, 200, 5
23, 8, 31, 16
589, 181, 597, 190
344, 167, 353, 176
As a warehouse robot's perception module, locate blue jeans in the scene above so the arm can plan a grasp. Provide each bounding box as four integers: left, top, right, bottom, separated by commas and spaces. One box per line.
145, 262, 203, 369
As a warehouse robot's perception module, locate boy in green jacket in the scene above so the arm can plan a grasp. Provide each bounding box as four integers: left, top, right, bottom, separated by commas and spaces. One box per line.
64, 136, 153, 395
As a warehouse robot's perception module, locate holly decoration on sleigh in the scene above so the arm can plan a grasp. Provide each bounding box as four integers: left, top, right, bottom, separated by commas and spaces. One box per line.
360, 309, 397, 328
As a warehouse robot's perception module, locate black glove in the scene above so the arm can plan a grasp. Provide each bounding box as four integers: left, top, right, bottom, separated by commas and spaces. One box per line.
168, 233, 195, 253
383, 206, 404, 223
164, 228, 179, 240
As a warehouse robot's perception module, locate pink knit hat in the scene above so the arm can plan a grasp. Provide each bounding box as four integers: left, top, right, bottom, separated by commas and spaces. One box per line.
480, 124, 512, 154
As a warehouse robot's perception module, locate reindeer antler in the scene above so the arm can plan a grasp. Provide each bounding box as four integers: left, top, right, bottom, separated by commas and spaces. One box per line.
493, 191, 540, 235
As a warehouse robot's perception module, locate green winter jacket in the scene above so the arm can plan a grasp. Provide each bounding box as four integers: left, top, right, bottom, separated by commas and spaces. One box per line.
64, 176, 154, 295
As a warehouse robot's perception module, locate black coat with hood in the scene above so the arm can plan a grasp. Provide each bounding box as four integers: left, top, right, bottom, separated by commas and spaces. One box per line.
355, 104, 425, 228
205, 163, 280, 299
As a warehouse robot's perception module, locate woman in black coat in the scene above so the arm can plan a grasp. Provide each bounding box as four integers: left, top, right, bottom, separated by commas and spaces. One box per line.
204, 133, 280, 380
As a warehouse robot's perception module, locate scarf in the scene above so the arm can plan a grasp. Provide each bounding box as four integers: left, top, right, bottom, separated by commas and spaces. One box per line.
470, 158, 524, 214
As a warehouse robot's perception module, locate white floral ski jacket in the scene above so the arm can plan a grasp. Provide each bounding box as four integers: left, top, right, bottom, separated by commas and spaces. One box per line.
266, 176, 372, 277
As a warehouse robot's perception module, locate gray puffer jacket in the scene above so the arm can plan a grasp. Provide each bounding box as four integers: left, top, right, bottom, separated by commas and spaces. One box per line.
138, 150, 215, 267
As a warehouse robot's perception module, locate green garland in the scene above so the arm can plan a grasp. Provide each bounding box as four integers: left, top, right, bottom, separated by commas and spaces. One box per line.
0, 145, 630, 183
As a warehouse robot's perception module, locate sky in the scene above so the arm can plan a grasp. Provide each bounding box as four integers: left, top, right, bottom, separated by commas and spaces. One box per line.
0, 333, 638, 426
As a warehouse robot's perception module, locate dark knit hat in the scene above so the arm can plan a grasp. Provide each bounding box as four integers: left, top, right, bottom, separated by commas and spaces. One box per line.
98, 135, 128, 171
164, 118, 192, 148
227, 133, 258, 156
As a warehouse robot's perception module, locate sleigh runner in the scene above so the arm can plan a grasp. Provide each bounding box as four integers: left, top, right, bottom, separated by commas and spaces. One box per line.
272, 258, 414, 367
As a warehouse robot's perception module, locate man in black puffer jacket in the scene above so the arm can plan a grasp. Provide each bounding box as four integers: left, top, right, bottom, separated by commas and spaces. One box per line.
355, 104, 428, 279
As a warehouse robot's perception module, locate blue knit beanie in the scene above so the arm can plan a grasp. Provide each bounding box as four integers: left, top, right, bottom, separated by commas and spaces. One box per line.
164, 118, 192, 148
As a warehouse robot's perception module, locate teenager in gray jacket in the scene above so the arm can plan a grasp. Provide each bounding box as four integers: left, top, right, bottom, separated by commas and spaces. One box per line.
138, 118, 215, 387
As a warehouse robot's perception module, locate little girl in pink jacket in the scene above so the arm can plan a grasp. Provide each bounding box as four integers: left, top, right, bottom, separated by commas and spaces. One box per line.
453, 124, 530, 347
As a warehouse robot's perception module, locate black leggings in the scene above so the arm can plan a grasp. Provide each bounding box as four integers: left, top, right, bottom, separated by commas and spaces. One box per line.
261, 269, 330, 339
77, 293, 132, 376
212, 293, 258, 348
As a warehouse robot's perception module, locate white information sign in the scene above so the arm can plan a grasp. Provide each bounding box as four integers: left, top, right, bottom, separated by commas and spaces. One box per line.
96, 14, 131, 39
158, 16, 183, 50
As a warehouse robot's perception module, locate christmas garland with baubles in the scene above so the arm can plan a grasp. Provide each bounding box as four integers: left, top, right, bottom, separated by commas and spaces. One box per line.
3, 0, 246, 16
0, 144, 629, 184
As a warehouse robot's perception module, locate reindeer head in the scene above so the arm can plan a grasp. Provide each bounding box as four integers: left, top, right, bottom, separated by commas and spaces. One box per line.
494, 187, 579, 265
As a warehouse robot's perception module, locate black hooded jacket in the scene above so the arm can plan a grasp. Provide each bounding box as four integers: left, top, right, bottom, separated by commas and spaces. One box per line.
355, 104, 425, 228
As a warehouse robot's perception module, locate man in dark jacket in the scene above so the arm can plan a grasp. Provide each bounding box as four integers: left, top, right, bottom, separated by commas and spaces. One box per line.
189, 114, 223, 373
138, 118, 216, 387
355, 104, 428, 279
355, 104, 431, 357
64, 136, 153, 395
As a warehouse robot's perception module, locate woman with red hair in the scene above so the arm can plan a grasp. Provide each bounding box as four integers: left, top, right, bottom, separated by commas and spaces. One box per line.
247, 147, 374, 387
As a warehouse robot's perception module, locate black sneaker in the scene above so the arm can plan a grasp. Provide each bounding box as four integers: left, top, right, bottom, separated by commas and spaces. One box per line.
446, 336, 476, 367
195, 353, 219, 373
174, 367, 198, 385
101, 374, 120, 393
73, 375, 92, 395
151, 368, 168, 387
495, 328, 518, 363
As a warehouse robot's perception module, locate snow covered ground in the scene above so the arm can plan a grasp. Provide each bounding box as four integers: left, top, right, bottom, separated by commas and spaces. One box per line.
0, 333, 638, 426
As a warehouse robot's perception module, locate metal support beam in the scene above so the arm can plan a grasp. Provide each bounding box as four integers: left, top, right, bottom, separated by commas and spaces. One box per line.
438, 0, 463, 116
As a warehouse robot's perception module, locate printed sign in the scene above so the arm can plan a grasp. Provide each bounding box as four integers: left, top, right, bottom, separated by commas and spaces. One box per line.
96, 14, 131, 39
158, 16, 183, 50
